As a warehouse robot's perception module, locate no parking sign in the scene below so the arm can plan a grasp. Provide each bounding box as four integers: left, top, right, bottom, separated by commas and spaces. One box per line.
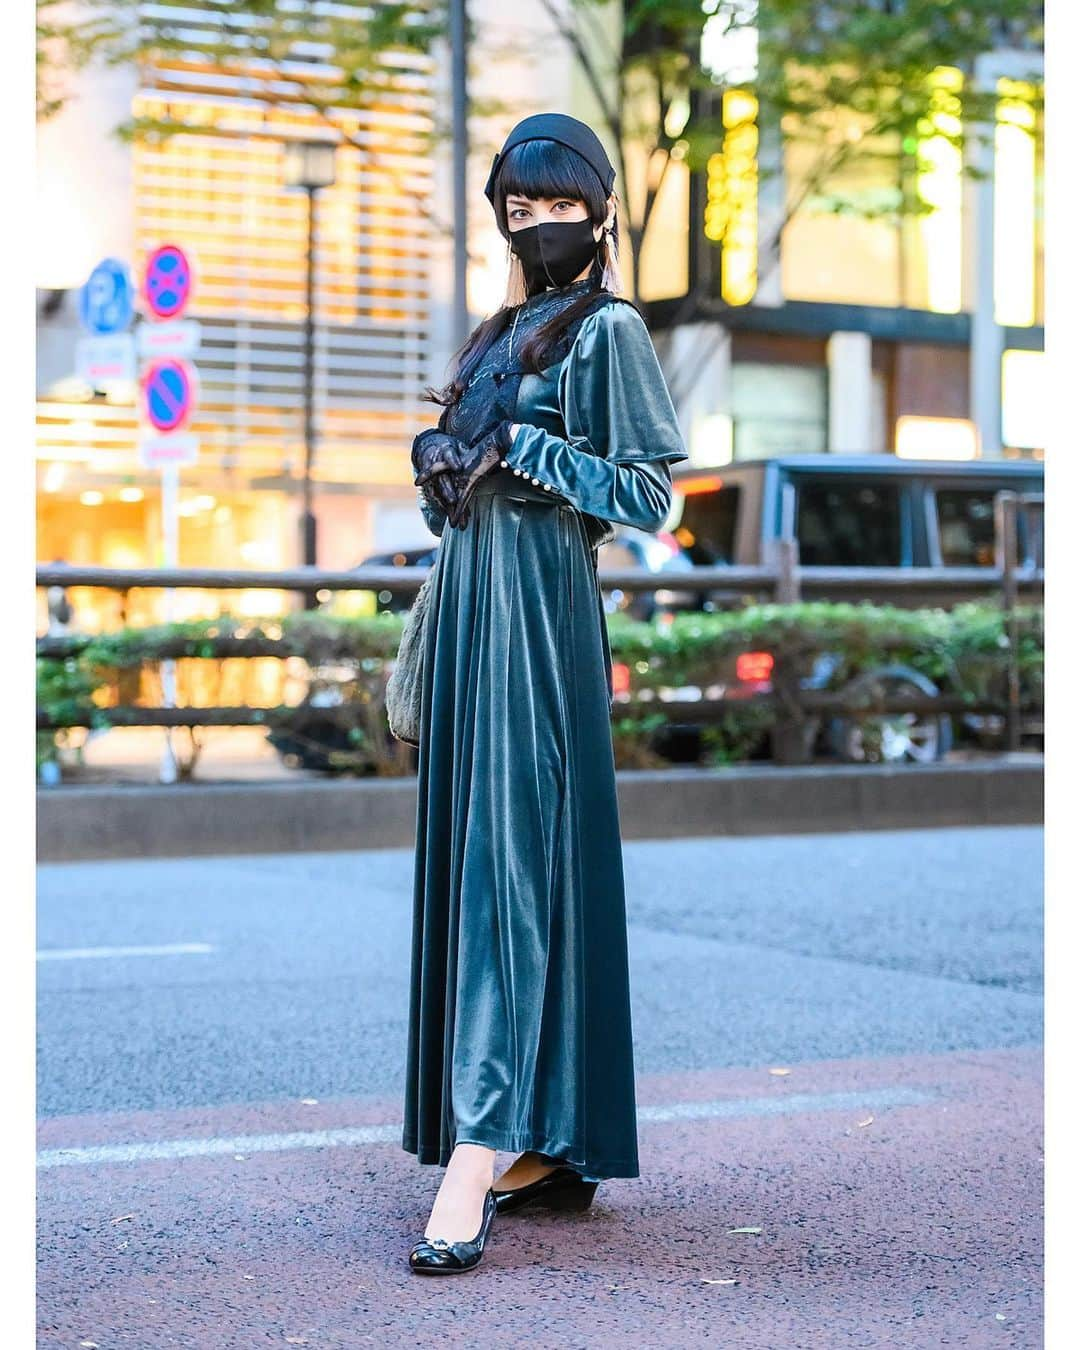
136, 244, 200, 782
142, 358, 198, 432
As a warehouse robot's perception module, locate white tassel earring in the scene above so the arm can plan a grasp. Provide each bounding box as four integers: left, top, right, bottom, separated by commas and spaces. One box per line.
600, 227, 621, 296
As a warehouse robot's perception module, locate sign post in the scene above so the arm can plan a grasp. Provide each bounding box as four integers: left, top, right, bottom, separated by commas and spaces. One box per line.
138, 244, 199, 783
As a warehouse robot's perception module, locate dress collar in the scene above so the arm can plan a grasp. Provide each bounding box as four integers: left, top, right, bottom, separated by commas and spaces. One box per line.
521, 277, 598, 309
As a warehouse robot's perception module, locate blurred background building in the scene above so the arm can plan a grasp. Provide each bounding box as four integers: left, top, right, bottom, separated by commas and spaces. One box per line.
36, 0, 1044, 627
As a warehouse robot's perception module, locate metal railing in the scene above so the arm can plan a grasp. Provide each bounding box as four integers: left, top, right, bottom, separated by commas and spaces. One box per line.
35, 489, 1044, 762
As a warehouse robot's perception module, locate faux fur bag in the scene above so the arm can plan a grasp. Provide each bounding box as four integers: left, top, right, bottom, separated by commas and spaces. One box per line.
385, 566, 436, 748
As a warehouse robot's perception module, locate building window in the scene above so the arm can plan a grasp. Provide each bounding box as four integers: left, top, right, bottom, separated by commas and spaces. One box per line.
994, 79, 1039, 327
731, 361, 827, 459
1001, 348, 1046, 452
638, 156, 690, 303
780, 112, 908, 308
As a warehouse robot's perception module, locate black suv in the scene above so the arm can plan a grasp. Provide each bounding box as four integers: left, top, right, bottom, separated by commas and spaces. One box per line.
670, 454, 1043, 582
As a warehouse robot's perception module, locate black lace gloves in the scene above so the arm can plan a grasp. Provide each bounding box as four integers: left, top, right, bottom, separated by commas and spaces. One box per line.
411, 428, 460, 523
411, 420, 516, 530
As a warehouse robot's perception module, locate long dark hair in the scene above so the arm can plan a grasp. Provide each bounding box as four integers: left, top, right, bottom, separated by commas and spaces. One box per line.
424, 138, 635, 411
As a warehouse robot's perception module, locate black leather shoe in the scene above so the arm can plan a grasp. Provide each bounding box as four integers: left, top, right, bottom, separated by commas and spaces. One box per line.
492, 1165, 599, 1215
408, 1187, 497, 1275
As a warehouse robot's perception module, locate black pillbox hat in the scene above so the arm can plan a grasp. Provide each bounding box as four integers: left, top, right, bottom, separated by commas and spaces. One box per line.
483, 112, 616, 206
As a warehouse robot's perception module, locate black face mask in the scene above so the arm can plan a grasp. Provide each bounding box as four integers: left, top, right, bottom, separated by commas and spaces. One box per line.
509, 217, 600, 291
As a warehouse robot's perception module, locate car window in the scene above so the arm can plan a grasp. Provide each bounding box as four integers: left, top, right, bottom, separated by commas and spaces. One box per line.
675, 487, 741, 564
935, 489, 1002, 567
796, 480, 902, 566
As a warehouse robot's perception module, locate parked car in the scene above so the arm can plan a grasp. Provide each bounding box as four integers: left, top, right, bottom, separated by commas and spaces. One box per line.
615, 455, 1044, 764
345, 544, 440, 614
596, 526, 696, 620
350, 529, 694, 622
668, 453, 1043, 583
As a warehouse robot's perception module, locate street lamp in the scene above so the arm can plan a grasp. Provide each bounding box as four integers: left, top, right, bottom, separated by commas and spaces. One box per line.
283, 139, 337, 575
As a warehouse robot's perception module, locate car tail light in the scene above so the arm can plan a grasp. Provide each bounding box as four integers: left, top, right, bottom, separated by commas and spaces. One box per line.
736, 651, 774, 683
612, 661, 632, 696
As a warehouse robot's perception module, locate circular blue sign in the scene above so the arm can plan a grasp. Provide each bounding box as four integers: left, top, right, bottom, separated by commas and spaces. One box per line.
78, 258, 134, 335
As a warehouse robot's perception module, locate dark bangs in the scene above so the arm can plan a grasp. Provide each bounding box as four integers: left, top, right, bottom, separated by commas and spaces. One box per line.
493, 139, 608, 234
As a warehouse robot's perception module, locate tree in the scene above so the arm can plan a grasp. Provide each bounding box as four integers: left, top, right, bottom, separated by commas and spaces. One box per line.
545, 0, 1042, 305
38, 1, 1043, 308
36, 0, 124, 121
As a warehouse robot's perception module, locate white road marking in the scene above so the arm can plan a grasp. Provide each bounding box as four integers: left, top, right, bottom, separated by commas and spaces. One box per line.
637, 1085, 932, 1123
36, 943, 216, 962
36, 1085, 934, 1171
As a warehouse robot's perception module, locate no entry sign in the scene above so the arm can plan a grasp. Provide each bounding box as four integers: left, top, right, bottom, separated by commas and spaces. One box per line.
142, 359, 198, 432
143, 244, 193, 319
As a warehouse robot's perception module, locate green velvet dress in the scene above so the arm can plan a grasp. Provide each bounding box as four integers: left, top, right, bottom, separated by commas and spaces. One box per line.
402, 276, 688, 1180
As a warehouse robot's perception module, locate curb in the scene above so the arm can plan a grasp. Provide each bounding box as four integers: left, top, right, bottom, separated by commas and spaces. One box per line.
36, 759, 1043, 863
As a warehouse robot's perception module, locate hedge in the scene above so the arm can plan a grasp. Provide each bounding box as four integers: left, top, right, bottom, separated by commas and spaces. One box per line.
36, 600, 1043, 774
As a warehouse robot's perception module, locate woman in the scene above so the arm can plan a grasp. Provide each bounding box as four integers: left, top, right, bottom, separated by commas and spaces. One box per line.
403, 112, 689, 1274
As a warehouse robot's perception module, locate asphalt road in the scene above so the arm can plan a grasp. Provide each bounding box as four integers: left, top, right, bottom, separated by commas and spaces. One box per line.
37, 825, 1044, 1347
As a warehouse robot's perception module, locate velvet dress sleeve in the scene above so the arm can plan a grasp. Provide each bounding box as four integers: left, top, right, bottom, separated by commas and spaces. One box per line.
499, 301, 690, 533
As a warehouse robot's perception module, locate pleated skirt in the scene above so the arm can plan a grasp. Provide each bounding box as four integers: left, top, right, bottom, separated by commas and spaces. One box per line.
401, 470, 640, 1180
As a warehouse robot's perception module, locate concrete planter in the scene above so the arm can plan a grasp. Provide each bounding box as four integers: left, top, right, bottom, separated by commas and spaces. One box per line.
36, 759, 1043, 863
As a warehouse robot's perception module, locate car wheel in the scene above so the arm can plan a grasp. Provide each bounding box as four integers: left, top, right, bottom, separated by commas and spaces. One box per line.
828, 665, 953, 765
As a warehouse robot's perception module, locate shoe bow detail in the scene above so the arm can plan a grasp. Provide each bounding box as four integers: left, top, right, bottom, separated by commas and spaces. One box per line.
408, 1189, 497, 1275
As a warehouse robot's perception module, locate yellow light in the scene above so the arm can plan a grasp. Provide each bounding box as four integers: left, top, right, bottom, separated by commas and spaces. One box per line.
103, 541, 144, 569
43, 463, 67, 493
917, 67, 964, 314
240, 539, 277, 565
1001, 348, 1045, 450
690, 413, 734, 467
119, 487, 145, 503
705, 92, 758, 306
994, 79, 1038, 327
469, 229, 514, 316
80, 490, 105, 506
895, 416, 978, 461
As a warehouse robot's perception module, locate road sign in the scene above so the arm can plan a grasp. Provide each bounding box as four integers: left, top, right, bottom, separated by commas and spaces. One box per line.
75, 333, 136, 385
142, 359, 198, 433
78, 258, 135, 335
138, 433, 199, 469
143, 244, 193, 319
136, 318, 201, 359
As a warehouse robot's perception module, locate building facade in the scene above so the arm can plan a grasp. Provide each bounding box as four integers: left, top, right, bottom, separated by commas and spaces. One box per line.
36, 0, 583, 628
36, 2, 1044, 629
